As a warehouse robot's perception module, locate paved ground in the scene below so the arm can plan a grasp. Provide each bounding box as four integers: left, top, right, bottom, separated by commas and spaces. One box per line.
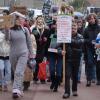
0, 80, 100, 100
0, 63, 100, 100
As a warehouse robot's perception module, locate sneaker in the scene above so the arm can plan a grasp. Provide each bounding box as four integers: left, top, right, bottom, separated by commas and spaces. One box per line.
12, 93, 19, 99
86, 81, 91, 87
0, 85, 2, 91
78, 80, 81, 84
73, 91, 78, 96
53, 88, 58, 92
62, 93, 70, 99
50, 83, 54, 90
12, 89, 23, 99
3, 85, 8, 92
91, 79, 96, 83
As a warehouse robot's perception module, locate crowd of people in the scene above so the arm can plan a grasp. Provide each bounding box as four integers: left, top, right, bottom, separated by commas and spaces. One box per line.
0, 4, 100, 99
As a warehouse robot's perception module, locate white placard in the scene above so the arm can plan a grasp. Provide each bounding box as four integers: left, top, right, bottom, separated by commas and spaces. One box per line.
57, 15, 72, 43
48, 48, 57, 53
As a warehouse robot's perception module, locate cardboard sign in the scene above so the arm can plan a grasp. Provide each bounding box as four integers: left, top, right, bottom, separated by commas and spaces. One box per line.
57, 15, 72, 43
11, 6, 27, 15
0, 15, 14, 29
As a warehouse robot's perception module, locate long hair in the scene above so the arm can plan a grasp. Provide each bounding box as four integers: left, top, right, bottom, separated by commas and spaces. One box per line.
86, 13, 98, 24
10, 16, 22, 30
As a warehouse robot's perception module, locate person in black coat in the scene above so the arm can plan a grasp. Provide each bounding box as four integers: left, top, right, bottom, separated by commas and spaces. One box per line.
83, 13, 100, 87
63, 22, 84, 99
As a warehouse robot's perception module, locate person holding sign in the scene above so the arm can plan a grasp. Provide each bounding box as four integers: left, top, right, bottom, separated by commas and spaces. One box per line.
48, 20, 63, 92
63, 22, 84, 99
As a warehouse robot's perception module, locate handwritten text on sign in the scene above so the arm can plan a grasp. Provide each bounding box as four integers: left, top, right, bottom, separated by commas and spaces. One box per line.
57, 15, 72, 43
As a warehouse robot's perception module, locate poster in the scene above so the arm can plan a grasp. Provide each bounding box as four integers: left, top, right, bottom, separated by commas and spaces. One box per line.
57, 15, 72, 43
42, 0, 52, 15
42, 0, 52, 25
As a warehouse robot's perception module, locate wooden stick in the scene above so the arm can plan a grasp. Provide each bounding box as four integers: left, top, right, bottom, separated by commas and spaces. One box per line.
63, 43, 66, 84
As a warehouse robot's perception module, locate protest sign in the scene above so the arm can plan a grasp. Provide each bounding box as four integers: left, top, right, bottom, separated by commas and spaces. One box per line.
57, 15, 72, 43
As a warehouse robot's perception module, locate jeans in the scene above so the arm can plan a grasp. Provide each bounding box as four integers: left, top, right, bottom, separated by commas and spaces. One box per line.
0, 59, 11, 86
49, 53, 63, 77
78, 55, 83, 81
96, 61, 100, 81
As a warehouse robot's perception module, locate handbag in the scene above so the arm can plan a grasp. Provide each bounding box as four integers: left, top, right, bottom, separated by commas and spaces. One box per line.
38, 61, 47, 80
27, 58, 36, 70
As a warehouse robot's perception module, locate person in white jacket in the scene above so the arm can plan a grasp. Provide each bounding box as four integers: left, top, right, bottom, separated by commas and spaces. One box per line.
0, 31, 11, 91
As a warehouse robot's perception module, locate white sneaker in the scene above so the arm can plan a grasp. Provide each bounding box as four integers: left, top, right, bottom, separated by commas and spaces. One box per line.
12, 89, 24, 98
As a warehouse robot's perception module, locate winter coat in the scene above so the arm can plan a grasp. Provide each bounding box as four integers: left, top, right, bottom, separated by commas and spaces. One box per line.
66, 33, 84, 61
83, 23, 100, 61
32, 27, 50, 60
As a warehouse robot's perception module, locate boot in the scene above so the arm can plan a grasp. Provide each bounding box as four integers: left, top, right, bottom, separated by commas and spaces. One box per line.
53, 76, 60, 92
23, 81, 30, 91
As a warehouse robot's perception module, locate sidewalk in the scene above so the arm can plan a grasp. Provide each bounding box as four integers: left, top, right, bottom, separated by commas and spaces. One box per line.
0, 81, 100, 100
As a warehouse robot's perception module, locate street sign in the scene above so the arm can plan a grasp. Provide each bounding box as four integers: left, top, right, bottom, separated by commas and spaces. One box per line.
57, 15, 72, 43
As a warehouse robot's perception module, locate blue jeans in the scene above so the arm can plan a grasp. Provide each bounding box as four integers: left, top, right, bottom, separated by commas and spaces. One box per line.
78, 55, 83, 81
0, 59, 11, 86
49, 53, 63, 77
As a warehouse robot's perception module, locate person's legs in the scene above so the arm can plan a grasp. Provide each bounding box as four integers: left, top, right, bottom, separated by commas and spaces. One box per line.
96, 61, 100, 85
78, 56, 83, 83
49, 53, 56, 90
63, 61, 72, 98
11, 53, 28, 98
91, 65, 96, 83
3, 60, 11, 89
54, 55, 62, 92
72, 61, 80, 96
0, 60, 4, 90
86, 49, 95, 86
13, 53, 28, 91
33, 58, 43, 82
